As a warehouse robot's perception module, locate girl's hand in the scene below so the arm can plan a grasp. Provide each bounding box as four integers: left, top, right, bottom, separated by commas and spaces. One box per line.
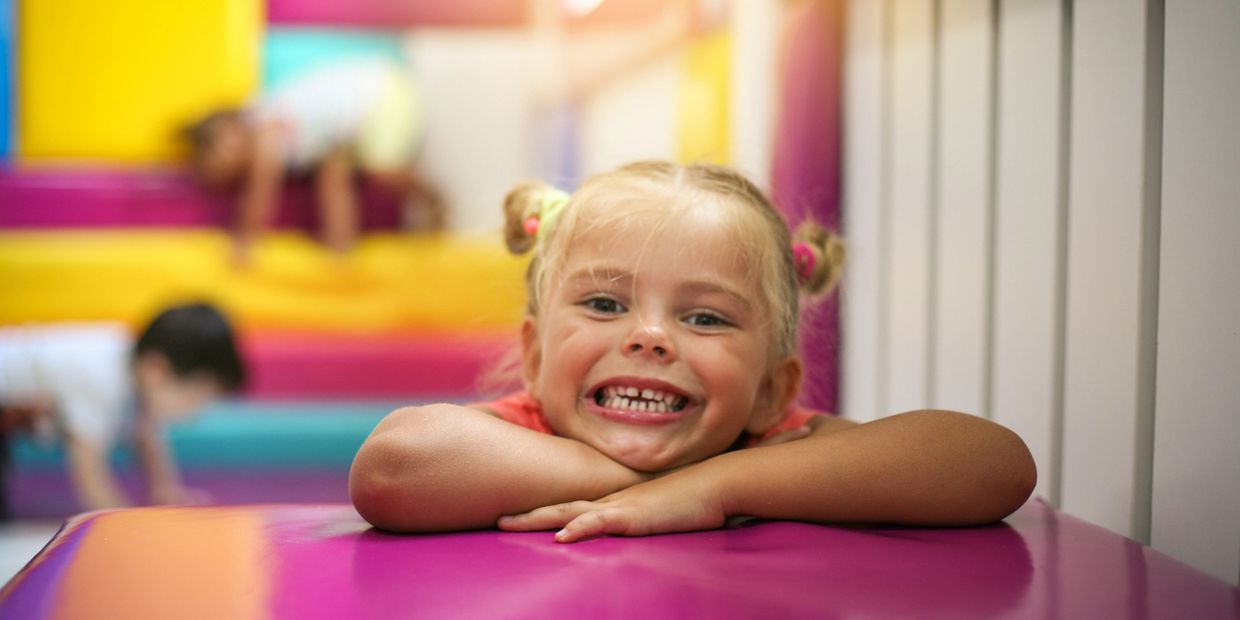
497, 474, 727, 543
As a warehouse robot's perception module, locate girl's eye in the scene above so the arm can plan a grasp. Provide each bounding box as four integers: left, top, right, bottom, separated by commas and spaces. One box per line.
583, 297, 626, 314
685, 312, 731, 328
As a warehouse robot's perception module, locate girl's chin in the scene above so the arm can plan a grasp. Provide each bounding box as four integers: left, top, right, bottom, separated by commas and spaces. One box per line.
588, 434, 683, 472
572, 401, 701, 470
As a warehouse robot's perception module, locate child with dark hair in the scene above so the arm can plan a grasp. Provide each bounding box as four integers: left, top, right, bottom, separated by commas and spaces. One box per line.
0, 303, 245, 517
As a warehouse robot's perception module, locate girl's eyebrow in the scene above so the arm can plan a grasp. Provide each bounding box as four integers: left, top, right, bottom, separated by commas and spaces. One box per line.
564, 265, 632, 285
564, 265, 753, 311
677, 281, 754, 312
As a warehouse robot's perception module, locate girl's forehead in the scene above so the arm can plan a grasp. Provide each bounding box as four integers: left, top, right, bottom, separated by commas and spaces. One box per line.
560, 203, 758, 282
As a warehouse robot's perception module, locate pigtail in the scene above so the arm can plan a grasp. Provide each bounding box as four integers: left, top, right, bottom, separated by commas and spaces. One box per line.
791, 222, 845, 297
502, 181, 555, 254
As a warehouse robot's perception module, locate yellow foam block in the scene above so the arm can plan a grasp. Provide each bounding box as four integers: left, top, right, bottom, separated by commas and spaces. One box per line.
0, 231, 529, 334
677, 31, 731, 165
18, 0, 261, 162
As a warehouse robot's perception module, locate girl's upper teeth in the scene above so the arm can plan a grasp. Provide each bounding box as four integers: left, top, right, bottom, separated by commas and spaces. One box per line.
610, 386, 668, 401
602, 385, 681, 410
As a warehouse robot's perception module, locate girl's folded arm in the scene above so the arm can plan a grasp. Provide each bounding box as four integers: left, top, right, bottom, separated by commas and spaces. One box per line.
706, 410, 1037, 527
348, 404, 649, 532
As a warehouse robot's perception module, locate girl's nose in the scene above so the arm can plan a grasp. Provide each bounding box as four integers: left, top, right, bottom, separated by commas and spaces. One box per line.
622, 322, 677, 362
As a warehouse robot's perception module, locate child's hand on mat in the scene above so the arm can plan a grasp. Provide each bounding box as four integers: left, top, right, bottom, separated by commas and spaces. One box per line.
497, 473, 726, 543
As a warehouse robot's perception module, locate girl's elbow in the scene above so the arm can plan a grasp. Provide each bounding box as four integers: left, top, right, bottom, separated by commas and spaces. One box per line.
349, 435, 411, 531
978, 429, 1038, 523
348, 407, 438, 531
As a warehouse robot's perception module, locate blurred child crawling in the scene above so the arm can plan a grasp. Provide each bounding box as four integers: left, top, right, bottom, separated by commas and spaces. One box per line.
0, 303, 245, 517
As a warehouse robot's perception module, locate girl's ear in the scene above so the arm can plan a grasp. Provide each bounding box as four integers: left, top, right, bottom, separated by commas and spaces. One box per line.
746, 356, 803, 435
520, 317, 542, 395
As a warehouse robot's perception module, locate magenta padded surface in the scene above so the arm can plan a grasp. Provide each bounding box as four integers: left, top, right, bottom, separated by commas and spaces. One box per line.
266, 0, 523, 27
2, 500, 1237, 618
770, 1, 844, 414
0, 167, 400, 230
243, 332, 514, 399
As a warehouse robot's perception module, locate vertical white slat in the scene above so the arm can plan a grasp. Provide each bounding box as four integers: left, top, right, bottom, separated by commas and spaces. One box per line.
841, 0, 885, 423
730, 0, 780, 191
1153, 0, 1240, 586
1060, 0, 1156, 540
990, 0, 1067, 504
930, 0, 993, 416
883, 0, 935, 415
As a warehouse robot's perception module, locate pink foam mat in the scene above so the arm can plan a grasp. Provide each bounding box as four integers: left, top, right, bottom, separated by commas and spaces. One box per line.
267, 0, 523, 27
0, 167, 400, 230
2, 500, 1237, 618
242, 331, 516, 399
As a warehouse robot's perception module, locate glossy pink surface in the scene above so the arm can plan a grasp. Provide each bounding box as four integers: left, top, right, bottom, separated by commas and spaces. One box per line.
243, 332, 513, 399
2, 500, 1236, 619
0, 168, 400, 231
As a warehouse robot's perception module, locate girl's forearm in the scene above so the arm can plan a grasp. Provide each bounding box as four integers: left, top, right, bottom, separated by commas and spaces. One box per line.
349, 404, 649, 532
703, 411, 1037, 526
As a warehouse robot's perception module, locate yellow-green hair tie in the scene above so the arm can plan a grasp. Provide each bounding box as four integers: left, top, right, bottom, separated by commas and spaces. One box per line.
525, 189, 570, 242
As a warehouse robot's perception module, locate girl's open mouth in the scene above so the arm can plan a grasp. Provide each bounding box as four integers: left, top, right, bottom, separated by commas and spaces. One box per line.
592, 384, 690, 413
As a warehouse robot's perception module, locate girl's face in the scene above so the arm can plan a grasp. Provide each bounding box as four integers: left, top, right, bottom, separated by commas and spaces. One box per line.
523, 202, 800, 472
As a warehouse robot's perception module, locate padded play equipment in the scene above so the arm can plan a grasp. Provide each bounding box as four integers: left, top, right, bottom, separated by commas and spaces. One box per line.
0, 230, 526, 334
244, 331, 515, 398
18, 0, 260, 162
7, 401, 392, 518
264, 28, 407, 89
677, 31, 731, 165
267, 0, 524, 28
0, 227, 524, 408
0, 167, 402, 230
0, 0, 10, 158
3, 501, 1237, 617
770, 1, 844, 413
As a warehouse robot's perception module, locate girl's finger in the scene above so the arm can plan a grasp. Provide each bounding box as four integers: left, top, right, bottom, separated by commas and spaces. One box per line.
498, 500, 596, 531
555, 508, 638, 543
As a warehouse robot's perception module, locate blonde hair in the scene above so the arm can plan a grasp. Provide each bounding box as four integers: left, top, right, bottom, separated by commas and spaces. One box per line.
502, 160, 843, 358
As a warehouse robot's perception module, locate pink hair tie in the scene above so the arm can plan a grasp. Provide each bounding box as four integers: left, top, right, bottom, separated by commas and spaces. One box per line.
523, 216, 540, 237
792, 242, 816, 284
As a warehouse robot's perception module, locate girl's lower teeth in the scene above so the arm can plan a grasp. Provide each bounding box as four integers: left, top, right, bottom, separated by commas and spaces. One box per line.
593, 389, 686, 412
607, 397, 667, 412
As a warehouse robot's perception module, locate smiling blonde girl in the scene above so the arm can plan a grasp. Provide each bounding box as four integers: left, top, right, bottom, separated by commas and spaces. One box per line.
349, 161, 1036, 542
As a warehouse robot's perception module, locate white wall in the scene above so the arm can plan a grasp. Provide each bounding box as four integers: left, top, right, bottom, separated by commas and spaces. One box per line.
580, 56, 680, 177
1152, 0, 1240, 586
883, 0, 934, 415
840, 0, 884, 423
842, 0, 1240, 585
990, 0, 1067, 506
408, 31, 538, 233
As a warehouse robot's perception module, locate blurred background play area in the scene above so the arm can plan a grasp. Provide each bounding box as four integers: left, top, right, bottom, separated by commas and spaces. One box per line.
0, 0, 844, 579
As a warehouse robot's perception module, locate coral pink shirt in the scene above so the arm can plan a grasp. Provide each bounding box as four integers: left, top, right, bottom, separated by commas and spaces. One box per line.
472, 391, 824, 448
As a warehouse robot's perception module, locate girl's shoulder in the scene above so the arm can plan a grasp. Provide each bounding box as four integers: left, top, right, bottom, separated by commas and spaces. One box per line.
774, 403, 829, 433
468, 392, 555, 435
